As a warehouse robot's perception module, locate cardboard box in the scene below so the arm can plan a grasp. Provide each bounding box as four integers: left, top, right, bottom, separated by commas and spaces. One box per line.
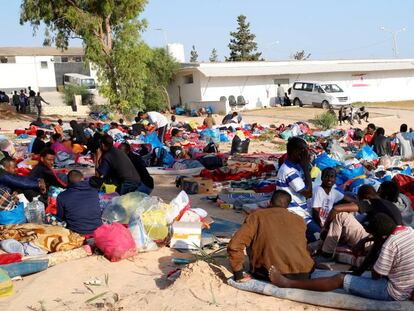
170, 222, 202, 250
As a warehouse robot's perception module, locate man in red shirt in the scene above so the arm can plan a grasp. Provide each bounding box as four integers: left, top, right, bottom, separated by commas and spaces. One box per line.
361, 123, 376, 146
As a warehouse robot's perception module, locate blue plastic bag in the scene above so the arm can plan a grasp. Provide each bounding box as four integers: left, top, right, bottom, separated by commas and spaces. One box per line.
144, 132, 163, 149
175, 107, 185, 115
220, 132, 230, 142
200, 129, 220, 144
313, 153, 342, 170
0, 203, 26, 225
356, 145, 378, 161
337, 165, 365, 185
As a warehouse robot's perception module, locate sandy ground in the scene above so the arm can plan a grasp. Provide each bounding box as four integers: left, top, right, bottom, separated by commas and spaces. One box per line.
0, 104, 413, 310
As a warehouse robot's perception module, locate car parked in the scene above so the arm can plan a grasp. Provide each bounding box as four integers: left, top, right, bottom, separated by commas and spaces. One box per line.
290, 81, 351, 108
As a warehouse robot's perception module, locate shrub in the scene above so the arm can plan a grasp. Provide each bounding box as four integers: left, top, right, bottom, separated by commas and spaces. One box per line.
63, 84, 94, 106
312, 111, 338, 130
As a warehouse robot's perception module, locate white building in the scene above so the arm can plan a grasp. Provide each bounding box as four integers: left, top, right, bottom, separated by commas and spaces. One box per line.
0, 47, 89, 92
168, 59, 414, 113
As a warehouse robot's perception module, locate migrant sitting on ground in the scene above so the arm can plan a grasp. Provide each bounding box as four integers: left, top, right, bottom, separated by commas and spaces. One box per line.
119, 143, 154, 195
28, 148, 66, 204
269, 213, 414, 301
222, 111, 242, 125
69, 120, 87, 145
31, 129, 46, 155
372, 127, 392, 157
396, 123, 414, 160
361, 123, 376, 146
56, 170, 102, 235
0, 157, 46, 200
203, 112, 216, 129
227, 190, 315, 282
276, 137, 320, 242
96, 135, 141, 195
356, 106, 369, 123
169, 129, 185, 146
312, 167, 356, 229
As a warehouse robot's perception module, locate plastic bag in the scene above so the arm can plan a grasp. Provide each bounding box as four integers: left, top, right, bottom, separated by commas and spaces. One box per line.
144, 132, 163, 149
141, 207, 168, 241
25, 197, 45, 224
200, 128, 220, 144
94, 223, 136, 262
337, 165, 365, 184
280, 130, 293, 140
230, 136, 250, 155
329, 141, 347, 162
168, 191, 190, 224
0, 203, 26, 225
313, 153, 341, 170
128, 211, 158, 252
0, 268, 13, 298
102, 192, 148, 224
356, 145, 378, 161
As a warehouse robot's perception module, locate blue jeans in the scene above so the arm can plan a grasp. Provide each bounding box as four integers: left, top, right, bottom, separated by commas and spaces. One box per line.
343, 273, 394, 301
306, 219, 321, 243
278, 96, 284, 106
137, 183, 153, 195
118, 181, 141, 195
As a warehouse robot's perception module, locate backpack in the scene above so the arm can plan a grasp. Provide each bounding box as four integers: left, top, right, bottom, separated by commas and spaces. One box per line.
151, 147, 174, 167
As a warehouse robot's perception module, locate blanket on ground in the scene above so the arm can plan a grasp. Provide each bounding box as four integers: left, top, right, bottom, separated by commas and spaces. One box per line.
0, 224, 84, 253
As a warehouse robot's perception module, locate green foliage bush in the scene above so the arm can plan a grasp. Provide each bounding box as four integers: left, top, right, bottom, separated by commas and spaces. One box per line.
312, 111, 338, 130
63, 85, 93, 106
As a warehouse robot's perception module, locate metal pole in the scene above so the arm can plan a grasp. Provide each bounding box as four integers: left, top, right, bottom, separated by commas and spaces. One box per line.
392, 33, 398, 58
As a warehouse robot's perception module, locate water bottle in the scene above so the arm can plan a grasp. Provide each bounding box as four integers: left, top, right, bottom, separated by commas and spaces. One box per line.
25, 196, 45, 224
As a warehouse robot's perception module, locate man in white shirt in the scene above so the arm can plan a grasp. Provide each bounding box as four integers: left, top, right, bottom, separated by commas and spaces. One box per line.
139, 111, 168, 143
277, 84, 285, 106
396, 124, 414, 160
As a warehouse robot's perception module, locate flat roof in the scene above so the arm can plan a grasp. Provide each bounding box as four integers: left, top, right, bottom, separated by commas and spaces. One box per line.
0, 47, 84, 56
180, 59, 414, 77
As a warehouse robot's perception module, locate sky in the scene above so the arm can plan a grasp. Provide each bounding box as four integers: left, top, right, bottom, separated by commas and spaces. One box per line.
2, 0, 414, 62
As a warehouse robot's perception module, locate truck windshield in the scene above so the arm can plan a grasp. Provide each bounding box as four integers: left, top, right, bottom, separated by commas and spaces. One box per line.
81, 79, 96, 89
321, 84, 343, 93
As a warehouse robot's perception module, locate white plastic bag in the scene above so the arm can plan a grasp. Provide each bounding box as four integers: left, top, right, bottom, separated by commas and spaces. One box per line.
167, 191, 190, 224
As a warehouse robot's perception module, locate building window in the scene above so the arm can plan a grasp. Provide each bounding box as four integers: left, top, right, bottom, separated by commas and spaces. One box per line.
184, 74, 194, 84
40, 61, 48, 69
0, 56, 16, 63
74, 56, 82, 62
61, 57, 69, 63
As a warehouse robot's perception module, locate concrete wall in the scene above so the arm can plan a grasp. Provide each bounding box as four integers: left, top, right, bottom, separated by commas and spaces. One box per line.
0, 56, 57, 93
169, 71, 202, 106
168, 69, 414, 111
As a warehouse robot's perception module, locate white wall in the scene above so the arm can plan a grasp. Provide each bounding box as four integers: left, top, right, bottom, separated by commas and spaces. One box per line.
0, 56, 56, 92
169, 69, 414, 111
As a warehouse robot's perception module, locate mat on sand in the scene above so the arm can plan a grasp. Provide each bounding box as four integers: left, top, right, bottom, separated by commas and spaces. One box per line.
228, 278, 413, 311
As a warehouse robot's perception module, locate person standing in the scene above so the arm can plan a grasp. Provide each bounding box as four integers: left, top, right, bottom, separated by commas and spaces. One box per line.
12, 91, 19, 112
34, 92, 50, 117
18, 90, 27, 113
138, 111, 169, 143
27, 86, 36, 114
277, 84, 285, 106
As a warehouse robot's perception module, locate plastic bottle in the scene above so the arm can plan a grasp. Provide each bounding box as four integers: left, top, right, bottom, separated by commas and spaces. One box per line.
25, 197, 45, 224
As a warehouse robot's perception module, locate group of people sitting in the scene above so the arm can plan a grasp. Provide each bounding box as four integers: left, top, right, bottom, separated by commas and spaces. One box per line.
227, 136, 414, 302
337, 106, 369, 126
361, 123, 414, 160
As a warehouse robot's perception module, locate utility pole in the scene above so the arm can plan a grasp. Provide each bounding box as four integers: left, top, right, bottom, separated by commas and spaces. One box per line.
380, 26, 406, 58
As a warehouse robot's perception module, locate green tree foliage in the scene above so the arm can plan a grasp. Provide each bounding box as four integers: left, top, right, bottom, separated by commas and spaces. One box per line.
20, 0, 177, 114
209, 48, 218, 62
63, 84, 92, 105
227, 15, 262, 61
143, 48, 179, 111
292, 50, 311, 60
42, 28, 52, 47
190, 45, 199, 63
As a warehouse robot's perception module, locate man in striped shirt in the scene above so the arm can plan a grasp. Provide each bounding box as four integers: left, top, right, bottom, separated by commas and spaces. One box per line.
276, 137, 320, 242
268, 213, 414, 301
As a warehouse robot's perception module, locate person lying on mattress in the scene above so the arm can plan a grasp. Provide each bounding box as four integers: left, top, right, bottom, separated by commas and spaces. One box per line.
227, 190, 315, 283
268, 213, 414, 301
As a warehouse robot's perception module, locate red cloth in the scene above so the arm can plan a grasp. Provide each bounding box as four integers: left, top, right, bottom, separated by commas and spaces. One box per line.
0, 253, 22, 265
199, 163, 275, 182
392, 174, 414, 209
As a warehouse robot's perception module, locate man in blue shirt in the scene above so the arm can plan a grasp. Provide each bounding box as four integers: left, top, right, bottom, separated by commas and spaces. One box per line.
56, 170, 102, 235
276, 137, 320, 242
